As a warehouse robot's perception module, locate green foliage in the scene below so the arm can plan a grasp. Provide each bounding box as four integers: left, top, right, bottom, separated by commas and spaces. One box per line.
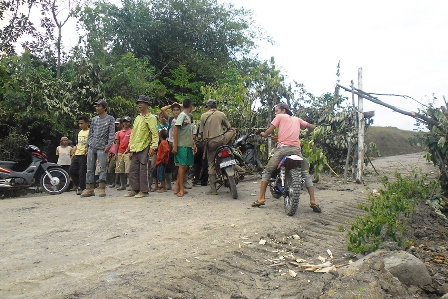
346, 171, 438, 254
301, 126, 329, 179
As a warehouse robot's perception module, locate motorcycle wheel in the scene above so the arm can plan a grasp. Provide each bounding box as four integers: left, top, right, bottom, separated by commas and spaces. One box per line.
284, 168, 301, 216
40, 168, 70, 195
228, 176, 238, 199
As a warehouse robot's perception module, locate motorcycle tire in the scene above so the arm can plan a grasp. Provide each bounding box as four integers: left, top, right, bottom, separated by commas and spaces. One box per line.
284, 168, 301, 216
228, 176, 238, 199
40, 168, 70, 195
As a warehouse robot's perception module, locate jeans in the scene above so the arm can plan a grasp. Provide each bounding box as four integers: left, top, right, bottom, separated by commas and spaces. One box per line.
86, 148, 108, 184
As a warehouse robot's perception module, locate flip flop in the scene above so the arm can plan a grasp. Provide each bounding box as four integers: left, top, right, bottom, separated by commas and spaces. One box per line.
310, 204, 322, 213
251, 200, 265, 207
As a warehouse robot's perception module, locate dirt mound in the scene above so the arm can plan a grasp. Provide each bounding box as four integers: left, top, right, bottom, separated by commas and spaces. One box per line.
365, 126, 426, 157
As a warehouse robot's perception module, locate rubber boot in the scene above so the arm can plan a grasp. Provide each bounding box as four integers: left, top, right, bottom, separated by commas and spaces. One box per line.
98, 182, 106, 197
166, 172, 172, 190
117, 174, 127, 190
107, 173, 115, 187
80, 183, 95, 197
205, 174, 218, 195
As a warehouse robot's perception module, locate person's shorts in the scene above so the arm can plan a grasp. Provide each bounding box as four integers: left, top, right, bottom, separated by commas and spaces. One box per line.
174, 146, 194, 167
116, 153, 131, 174
151, 163, 166, 181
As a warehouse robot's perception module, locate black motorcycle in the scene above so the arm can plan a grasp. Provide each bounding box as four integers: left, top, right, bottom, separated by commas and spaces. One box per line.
269, 154, 303, 216
0, 145, 70, 195
214, 144, 240, 199
233, 133, 263, 177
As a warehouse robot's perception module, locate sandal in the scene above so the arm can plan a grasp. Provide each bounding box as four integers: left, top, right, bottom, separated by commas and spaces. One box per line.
251, 200, 265, 207
310, 204, 322, 213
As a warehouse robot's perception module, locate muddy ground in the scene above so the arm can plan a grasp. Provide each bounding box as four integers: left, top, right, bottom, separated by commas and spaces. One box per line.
0, 152, 447, 299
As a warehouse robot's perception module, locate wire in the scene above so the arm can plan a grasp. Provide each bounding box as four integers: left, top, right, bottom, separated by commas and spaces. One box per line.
358, 90, 429, 109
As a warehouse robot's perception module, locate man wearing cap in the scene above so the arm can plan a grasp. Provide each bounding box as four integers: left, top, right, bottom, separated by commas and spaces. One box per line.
125, 95, 159, 198
115, 116, 132, 191
81, 99, 116, 197
251, 102, 322, 213
199, 99, 235, 195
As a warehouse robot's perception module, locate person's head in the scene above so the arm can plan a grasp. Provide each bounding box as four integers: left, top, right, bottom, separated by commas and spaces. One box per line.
115, 118, 123, 130
77, 116, 89, 130
95, 99, 108, 114
171, 102, 181, 117
122, 116, 131, 129
159, 129, 168, 140
274, 103, 293, 116
136, 95, 150, 112
60, 136, 69, 146
205, 99, 217, 110
182, 98, 193, 113
158, 112, 167, 124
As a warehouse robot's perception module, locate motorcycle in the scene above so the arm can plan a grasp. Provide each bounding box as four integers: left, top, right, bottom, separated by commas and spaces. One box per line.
269, 154, 304, 216
233, 133, 264, 178
0, 145, 70, 195
214, 144, 240, 199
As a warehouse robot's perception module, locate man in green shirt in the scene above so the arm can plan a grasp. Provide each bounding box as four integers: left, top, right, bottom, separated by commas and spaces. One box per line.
125, 95, 159, 198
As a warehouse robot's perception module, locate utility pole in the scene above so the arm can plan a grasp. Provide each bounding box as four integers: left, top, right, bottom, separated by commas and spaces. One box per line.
356, 68, 364, 183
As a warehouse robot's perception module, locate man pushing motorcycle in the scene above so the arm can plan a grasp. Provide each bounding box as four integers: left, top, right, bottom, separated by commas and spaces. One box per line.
251, 103, 322, 213
199, 99, 236, 195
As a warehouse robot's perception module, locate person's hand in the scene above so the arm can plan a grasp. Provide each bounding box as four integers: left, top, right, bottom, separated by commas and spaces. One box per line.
129, 152, 133, 159
149, 148, 155, 157
261, 132, 266, 138
104, 146, 110, 153
193, 144, 198, 154
172, 146, 178, 154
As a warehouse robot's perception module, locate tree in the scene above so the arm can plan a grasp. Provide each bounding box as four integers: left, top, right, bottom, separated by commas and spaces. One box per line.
48, 0, 81, 78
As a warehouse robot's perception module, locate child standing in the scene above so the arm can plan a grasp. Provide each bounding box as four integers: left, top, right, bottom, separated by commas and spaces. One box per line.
56, 136, 72, 174
150, 129, 170, 192
70, 116, 90, 195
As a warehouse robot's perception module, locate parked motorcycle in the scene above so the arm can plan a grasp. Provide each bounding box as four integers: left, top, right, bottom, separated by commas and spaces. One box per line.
0, 145, 70, 195
269, 154, 304, 216
214, 144, 240, 199
233, 133, 263, 178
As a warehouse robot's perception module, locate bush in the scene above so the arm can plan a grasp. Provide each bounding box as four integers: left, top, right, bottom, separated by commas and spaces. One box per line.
346, 170, 438, 254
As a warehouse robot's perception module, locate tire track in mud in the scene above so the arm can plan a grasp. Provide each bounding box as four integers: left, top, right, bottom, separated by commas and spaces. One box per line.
93, 190, 367, 299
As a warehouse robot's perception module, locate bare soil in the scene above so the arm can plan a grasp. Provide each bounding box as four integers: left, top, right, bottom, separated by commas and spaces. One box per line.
0, 152, 446, 299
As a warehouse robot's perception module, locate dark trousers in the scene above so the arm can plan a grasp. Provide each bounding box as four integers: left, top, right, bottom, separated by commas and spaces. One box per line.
193, 141, 208, 184
70, 155, 87, 190
129, 146, 150, 193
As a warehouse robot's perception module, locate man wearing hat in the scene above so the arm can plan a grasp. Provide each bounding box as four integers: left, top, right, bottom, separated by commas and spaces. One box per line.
115, 116, 132, 190
251, 102, 322, 213
81, 99, 116, 197
125, 95, 159, 198
199, 99, 235, 195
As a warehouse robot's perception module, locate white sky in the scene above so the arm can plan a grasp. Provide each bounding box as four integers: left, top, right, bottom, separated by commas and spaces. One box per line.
5, 0, 448, 130
226, 0, 448, 130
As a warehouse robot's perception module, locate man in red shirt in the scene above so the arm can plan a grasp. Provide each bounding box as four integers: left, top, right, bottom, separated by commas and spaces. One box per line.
115, 116, 132, 190
252, 103, 321, 213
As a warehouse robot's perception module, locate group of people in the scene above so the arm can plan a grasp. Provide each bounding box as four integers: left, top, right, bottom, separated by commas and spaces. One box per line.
62, 95, 321, 212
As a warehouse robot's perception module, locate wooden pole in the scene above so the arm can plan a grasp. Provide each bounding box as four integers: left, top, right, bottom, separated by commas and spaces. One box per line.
351, 80, 357, 179
356, 68, 364, 184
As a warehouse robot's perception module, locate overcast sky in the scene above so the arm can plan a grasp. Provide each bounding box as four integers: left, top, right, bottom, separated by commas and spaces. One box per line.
226, 0, 448, 130
7, 0, 447, 130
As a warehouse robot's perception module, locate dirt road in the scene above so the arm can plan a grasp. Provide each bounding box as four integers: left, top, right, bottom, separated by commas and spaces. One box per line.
0, 153, 438, 298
